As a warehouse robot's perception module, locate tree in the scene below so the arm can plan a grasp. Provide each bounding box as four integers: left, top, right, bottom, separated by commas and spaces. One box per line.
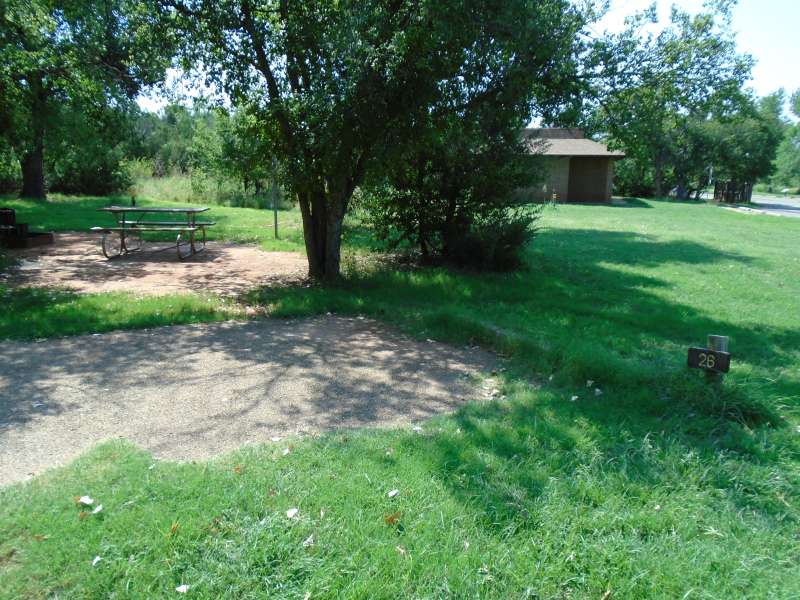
588, 2, 754, 197
0, 0, 173, 198
201, 107, 274, 195
661, 91, 784, 198
359, 0, 584, 268
771, 89, 800, 191
46, 97, 138, 194
161, 0, 588, 281
361, 118, 545, 269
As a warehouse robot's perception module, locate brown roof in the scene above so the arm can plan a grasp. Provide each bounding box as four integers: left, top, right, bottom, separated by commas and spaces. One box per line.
523, 128, 625, 158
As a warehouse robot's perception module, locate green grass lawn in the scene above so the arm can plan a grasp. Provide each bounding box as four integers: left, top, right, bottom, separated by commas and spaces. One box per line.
1, 197, 799, 598
0, 193, 373, 340
1, 193, 306, 251
0, 287, 243, 339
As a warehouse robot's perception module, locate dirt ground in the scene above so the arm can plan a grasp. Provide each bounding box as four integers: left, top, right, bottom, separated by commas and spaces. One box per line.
0, 316, 498, 486
3, 232, 308, 296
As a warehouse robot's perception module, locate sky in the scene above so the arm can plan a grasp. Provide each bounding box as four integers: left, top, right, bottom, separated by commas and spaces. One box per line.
137, 0, 800, 114
596, 0, 800, 98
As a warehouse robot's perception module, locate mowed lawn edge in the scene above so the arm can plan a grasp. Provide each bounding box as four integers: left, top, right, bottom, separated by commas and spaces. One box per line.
0, 193, 293, 339
1, 197, 799, 597
0, 193, 307, 251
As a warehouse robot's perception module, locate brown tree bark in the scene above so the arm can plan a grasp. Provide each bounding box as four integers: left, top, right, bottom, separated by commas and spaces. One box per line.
297, 188, 349, 282
20, 145, 45, 199
653, 154, 665, 199
18, 73, 48, 200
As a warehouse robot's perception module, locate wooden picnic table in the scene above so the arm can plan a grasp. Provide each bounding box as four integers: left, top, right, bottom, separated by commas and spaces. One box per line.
91, 206, 215, 259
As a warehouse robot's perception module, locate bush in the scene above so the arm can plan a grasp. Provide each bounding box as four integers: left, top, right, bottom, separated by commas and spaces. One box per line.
445, 206, 541, 270
614, 157, 655, 197
0, 143, 20, 194
360, 119, 546, 271
123, 158, 155, 181
47, 143, 132, 195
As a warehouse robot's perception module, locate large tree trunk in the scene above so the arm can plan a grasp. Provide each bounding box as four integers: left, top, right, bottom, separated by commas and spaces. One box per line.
297, 188, 348, 283
19, 72, 47, 200
20, 146, 45, 199
653, 154, 665, 199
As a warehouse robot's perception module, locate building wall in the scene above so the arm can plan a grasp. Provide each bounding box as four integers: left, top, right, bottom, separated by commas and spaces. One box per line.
529, 157, 570, 202
523, 156, 616, 203
567, 157, 612, 203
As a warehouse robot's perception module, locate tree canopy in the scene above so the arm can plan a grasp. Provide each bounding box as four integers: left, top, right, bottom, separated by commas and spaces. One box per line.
159, 0, 588, 280
0, 0, 174, 198
769, 89, 800, 192
585, 2, 781, 198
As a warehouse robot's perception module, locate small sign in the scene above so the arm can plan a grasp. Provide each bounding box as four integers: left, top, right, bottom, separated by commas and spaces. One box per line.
687, 347, 730, 373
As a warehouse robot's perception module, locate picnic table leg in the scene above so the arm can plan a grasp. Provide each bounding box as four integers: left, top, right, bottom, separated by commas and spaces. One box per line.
176, 232, 188, 260
119, 211, 127, 253
125, 227, 143, 252
190, 212, 198, 254
195, 226, 206, 251
101, 232, 124, 258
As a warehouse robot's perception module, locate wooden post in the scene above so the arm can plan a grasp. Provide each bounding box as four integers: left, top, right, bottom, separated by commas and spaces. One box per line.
271, 158, 279, 240
706, 334, 729, 384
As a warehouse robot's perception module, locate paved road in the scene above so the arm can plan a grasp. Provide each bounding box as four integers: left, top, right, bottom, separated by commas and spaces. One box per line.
748, 194, 800, 218
0, 316, 496, 486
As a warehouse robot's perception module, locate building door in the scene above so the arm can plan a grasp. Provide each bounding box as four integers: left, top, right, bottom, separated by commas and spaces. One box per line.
567, 158, 610, 202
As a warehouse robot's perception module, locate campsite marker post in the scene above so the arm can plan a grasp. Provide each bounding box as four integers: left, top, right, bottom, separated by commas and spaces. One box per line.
687, 335, 730, 383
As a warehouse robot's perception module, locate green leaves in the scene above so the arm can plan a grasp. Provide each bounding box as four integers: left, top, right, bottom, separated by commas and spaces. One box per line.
588, 2, 761, 197
165, 0, 591, 278
0, 0, 176, 198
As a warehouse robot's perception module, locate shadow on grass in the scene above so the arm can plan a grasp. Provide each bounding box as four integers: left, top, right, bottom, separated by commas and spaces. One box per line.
417, 378, 789, 536
538, 228, 757, 267
611, 197, 653, 208
252, 226, 797, 527
2, 219, 796, 538
646, 196, 709, 206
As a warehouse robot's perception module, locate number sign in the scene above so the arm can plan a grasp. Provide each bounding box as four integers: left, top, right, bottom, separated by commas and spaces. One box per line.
687, 347, 730, 373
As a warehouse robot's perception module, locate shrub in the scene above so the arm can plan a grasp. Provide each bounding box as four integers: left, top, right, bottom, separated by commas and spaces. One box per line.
47, 143, 132, 195
614, 157, 655, 197
444, 206, 541, 270
360, 119, 547, 270
0, 142, 20, 194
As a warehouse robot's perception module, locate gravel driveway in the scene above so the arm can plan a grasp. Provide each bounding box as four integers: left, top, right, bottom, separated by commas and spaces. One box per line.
0, 316, 496, 486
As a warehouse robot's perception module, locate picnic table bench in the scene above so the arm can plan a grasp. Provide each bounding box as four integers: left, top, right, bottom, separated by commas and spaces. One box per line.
91, 206, 215, 259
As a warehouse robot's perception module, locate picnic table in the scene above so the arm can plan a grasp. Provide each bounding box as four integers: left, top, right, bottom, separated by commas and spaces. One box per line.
91, 206, 215, 260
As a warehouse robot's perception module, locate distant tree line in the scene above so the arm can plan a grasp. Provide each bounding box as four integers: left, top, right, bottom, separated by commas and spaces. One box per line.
763, 91, 800, 193
581, 3, 787, 199
127, 103, 282, 207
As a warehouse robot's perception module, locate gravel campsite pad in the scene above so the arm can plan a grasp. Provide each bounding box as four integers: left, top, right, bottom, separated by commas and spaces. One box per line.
4, 232, 308, 296
0, 316, 497, 486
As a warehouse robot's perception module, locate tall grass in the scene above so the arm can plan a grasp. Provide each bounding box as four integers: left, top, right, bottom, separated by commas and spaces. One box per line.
128, 167, 293, 210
